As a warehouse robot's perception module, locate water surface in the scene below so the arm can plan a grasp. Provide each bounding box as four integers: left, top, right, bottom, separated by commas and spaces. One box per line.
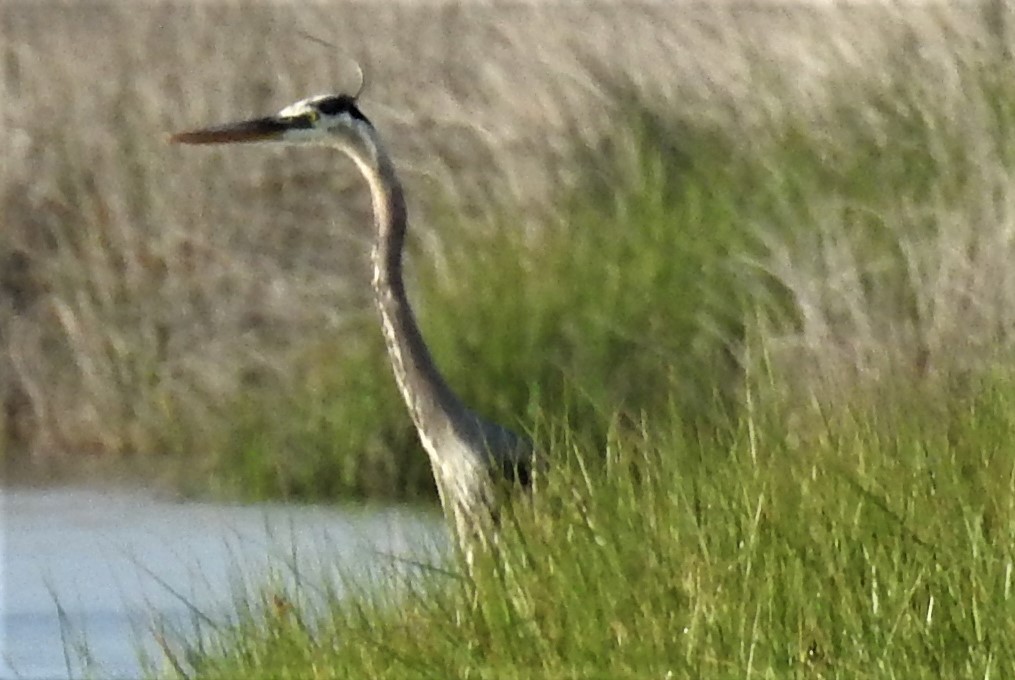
1, 486, 444, 679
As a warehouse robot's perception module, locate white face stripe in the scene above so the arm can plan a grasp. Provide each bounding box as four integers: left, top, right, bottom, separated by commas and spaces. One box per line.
278, 95, 334, 118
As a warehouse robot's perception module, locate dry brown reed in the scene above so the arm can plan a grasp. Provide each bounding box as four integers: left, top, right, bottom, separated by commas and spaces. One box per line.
1, 0, 1010, 470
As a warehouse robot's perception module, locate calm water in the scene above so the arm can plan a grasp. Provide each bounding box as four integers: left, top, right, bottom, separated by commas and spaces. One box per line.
0, 486, 445, 680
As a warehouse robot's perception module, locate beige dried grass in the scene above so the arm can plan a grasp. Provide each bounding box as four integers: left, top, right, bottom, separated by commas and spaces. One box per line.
1, 0, 1009, 465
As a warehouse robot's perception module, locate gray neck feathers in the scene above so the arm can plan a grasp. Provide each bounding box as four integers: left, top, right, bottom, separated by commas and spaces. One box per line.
361, 142, 465, 448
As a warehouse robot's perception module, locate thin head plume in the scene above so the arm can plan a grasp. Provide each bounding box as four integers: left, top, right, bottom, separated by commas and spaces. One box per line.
295, 30, 366, 100
296, 30, 338, 52
352, 60, 366, 100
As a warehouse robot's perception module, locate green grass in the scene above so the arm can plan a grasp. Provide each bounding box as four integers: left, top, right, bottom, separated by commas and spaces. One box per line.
155, 370, 1015, 678
10, 4, 1015, 502
192, 45, 1015, 502
143, 39, 1015, 677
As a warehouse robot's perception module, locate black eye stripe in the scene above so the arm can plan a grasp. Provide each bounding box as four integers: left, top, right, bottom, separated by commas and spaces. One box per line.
315, 95, 350, 115
315, 95, 368, 123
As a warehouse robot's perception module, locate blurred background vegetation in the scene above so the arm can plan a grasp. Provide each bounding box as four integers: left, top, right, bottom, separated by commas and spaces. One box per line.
4, 1, 1015, 503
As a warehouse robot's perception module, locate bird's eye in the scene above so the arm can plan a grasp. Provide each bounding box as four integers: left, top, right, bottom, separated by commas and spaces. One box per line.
306, 109, 320, 123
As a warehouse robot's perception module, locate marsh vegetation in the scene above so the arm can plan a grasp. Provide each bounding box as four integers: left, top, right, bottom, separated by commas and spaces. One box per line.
4, 1, 1015, 675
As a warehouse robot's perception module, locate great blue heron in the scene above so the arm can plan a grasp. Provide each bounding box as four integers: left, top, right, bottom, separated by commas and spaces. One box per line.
171, 88, 533, 556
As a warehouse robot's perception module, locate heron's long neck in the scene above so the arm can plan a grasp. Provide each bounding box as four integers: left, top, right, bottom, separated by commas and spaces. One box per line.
361, 147, 464, 444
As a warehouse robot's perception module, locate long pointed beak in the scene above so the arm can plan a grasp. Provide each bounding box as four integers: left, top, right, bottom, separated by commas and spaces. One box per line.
170, 116, 293, 145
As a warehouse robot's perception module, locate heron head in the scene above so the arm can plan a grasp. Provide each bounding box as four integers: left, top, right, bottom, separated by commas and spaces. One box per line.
171, 93, 374, 151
